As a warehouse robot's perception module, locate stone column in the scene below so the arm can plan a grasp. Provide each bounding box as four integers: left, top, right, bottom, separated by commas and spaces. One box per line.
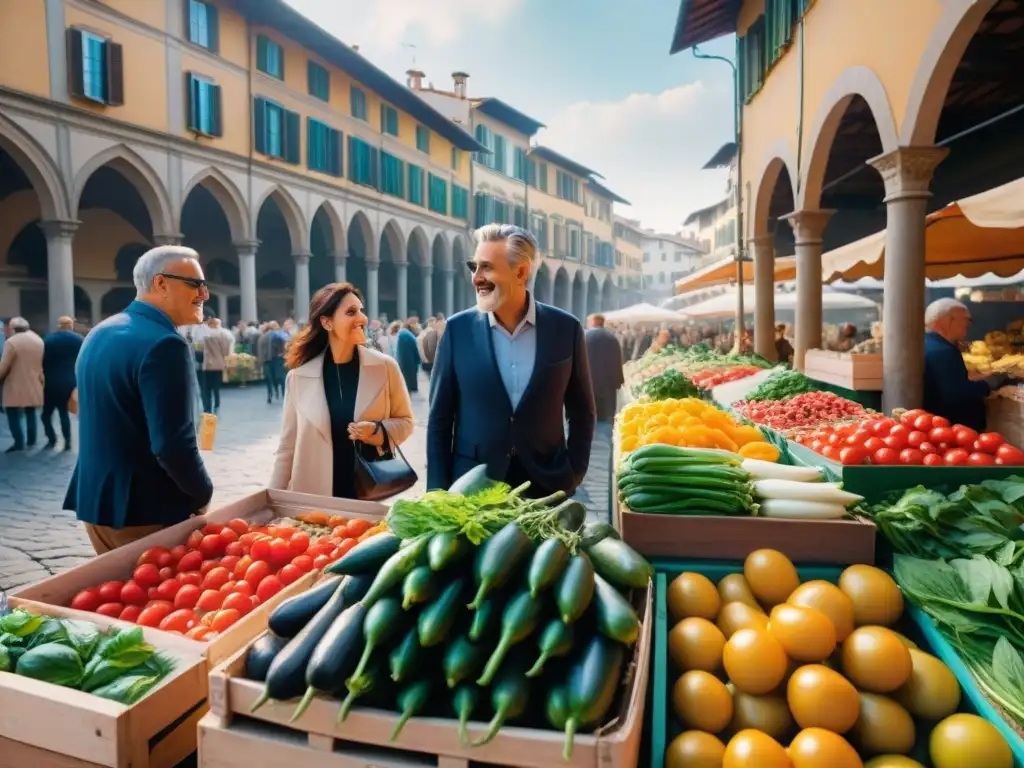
421, 265, 433, 319
235, 241, 259, 323
40, 220, 78, 331
751, 234, 778, 362
293, 253, 311, 323
869, 146, 949, 412
84, 285, 105, 326
333, 251, 347, 284
783, 209, 834, 371
442, 269, 454, 317
366, 261, 380, 320
396, 261, 408, 319
152, 233, 184, 246
215, 293, 228, 322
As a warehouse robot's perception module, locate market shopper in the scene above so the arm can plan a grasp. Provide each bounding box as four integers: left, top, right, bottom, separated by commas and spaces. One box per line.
585, 313, 624, 422
64, 245, 213, 554
257, 321, 286, 403
396, 320, 421, 393
199, 316, 233, 414
419, 317, 439, 378
42, 316, 83, 450
269, 283, 414, 498
427, 224, 596, 497
0, 316, 45, 452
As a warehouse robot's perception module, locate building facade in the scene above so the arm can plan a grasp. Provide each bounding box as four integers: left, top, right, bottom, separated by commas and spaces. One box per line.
640, 230, 706, 302
0, 0, 492, 332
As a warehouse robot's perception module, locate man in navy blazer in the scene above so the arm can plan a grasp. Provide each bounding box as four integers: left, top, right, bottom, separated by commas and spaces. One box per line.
428, 224, 596, 497
64, 245, 214, 554
42, 315, 83, 450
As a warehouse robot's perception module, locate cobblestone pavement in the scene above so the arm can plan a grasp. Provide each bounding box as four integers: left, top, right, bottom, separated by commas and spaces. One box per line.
0, 376, 613, 592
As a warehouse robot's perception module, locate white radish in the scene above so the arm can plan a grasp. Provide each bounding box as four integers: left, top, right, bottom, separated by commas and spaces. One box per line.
759, 499, 849, 520
741, 459, 823, 483
753, 479, 864, 506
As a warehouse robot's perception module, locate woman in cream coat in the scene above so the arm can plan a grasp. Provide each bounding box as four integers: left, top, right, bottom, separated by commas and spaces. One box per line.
270, 283, 414, 498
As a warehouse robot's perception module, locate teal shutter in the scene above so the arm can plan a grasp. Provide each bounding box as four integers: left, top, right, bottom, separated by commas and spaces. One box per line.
380, 103, 386, 132
186, 73, 198, 131
211, 83, 222, 136
330, 128, 343, 177
207, 3, 219, 53
306, 118, 315, 169
256, 35, 267, 73
253, 97, 267, 154
285, 109, 300, 164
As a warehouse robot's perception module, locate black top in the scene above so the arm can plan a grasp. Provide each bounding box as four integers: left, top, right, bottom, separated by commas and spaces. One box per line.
323, 353, 361, 498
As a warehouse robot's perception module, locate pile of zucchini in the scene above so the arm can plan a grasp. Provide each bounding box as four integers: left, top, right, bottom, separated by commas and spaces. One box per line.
618, 445, 755, 515
244, 513, 652, 759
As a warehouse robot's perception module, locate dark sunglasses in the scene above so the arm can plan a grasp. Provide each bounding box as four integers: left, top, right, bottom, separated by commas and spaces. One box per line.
159, 273, 208, 290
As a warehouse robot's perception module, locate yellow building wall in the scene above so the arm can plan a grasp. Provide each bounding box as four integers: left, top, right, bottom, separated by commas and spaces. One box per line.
584, 203, 614, 242
180, 50, 250, 155
211, 2, 249, 69
532, 176, 585, 222
0, 3, 51, 97
65, 5, 168, 133
0, 192, 42, 264
100, 0, 166, 31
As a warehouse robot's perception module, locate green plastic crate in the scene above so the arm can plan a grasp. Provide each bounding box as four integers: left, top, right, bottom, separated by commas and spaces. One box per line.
649, 557, 1024, 768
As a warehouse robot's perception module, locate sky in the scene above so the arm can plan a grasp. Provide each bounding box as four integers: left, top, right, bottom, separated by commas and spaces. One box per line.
283, 0, 736, 234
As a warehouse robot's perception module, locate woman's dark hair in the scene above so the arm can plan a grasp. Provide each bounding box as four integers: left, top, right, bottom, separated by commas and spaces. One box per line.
285, 282, 363, 369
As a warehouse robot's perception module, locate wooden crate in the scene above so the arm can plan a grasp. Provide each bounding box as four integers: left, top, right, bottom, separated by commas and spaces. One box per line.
804, 349, 883, 391
201, 588, 653, 768
0, 603, 207, 768
11, 491, 387, 666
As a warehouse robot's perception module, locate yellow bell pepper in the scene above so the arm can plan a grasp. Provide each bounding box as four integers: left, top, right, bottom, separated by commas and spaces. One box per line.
738, 442, 780, 462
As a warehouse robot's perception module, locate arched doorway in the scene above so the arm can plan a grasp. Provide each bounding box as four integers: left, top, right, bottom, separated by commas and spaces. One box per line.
431, 234, 449, 316
533, 262, 553, 305
601, 274, 615, 312
571, 271, 586, 318
254, 187, 305, 322
586, 273, 600, 315
452, 235, 471, 312
406, 226, 430, 319
378, 219, 405, 322
310, 203, 344, 294
553, 267, 570, 311
347, 211, 373, 303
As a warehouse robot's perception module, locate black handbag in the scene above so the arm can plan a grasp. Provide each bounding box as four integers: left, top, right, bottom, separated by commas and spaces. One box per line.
351, 373, 417, 501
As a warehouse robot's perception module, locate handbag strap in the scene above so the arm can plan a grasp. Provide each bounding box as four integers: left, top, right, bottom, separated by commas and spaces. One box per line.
372, 371, 410, 464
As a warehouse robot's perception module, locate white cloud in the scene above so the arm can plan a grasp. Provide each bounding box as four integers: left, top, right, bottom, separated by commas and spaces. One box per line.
537, 81, 734, 234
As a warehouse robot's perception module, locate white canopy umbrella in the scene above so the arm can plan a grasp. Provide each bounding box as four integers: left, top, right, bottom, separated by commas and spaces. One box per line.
830, 270, 1024, 292
680, 286, 878, 319
602, 302, 685, 325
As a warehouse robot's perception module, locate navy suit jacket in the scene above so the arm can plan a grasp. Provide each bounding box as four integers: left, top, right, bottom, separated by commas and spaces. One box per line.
43, 329, 83, 400
63, 301, 213, 528
427, 302, 597, 495
923, 331, 990, 432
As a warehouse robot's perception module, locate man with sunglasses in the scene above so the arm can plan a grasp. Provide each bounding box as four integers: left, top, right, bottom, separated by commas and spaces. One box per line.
64, 245, 214, 554
427, 224, 596, 498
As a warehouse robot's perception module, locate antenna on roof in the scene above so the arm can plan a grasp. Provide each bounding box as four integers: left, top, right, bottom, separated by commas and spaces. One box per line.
401, 42, 418, 68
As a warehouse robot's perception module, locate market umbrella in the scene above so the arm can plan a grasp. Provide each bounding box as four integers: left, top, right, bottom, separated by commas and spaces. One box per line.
673, 255, 797, 293
602, 302, 686, 325
679, 285, 878, 319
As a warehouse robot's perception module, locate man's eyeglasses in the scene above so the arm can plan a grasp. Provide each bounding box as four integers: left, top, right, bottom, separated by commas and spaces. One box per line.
159, 273, 208, 290
466, 261, 490, 274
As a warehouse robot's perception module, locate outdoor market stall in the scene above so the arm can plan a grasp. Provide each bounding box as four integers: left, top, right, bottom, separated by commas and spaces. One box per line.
672, 255, 797, 293
601, 302, 685, 326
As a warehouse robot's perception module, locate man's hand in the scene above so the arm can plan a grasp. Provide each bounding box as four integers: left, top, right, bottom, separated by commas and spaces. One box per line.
349, 421, 385, 447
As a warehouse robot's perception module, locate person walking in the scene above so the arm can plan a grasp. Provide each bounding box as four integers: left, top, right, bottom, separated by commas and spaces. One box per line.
585, 313, 624, 422
256, 322, 279, 403
379, 320, 400, 357
419, 317, 439, 378
428, 224, 596, 497
396, 320, 421, 393
270, 283, 414, 498
42, 316, 83, 450
64, 245, 213, 554
0, 316, 45, 453
199, 316, 232, 414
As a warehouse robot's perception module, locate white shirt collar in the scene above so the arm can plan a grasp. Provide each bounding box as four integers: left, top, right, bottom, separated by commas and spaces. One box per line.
487, 291, 536, 331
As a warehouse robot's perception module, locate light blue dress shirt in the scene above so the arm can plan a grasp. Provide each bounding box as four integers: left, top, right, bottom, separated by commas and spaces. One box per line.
488, 293, 537, 411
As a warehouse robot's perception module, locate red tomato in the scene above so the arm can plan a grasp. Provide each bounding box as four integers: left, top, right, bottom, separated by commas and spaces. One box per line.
234, 555, 254, 580
929, 427, 955, 445
870, 418, 896, 435
196, 589, 225, 612
199, 534, 226, 559
175, 584, 202, 609
96, 602, 124, 618
884, 433, 908, 451
306, 542, 332, 559
810, 439, 826, 453
954, 427, 979, 448
977, 432, 1005, 453
872, 447, 899, 465
156, 552, 175, 568
186, 529, 205, 550
169, 544, 188, 563
996, 443, 1024, 465
119, 605, 142, 623
155, 578, 182, 601
912, 414, 934, 432
185, 625, 214, 640
256, 575, 284, 602
120, 580, 148, 606
288, 532, 310, 557
271, 526, 296, 540
291, 554, 314, 573
220, 554, 241, 575
159, 609, 196, 633
148, 587, 160, 600
918, 441, 939, 455
944, 448, 970, 466
907, 431, 928, 448
889, 424, 910, 438
215, 579, 237, 593
923, 452, 945, 466
269, 538, 292, 568
129, 564, 158, 590
219, 528, 239, 546
333, 539, 357, 559
900, 409, 926, 427
210, 608, 242, 633
862, 437, 885, 452
899, 448, 925, 465
231, 580, 254, 597
250, 596, 262, 610
70, 589, 102, 612
278, 564, 303, 585
202, 523, 225, 536
180, 571, 203, 587
138, 546, 170, 566
931, 415, 951, 428
200, 560, 220, 576
177, 550, 204, 574
224, 541, 245, 557
221, 592, 251, 615
97, 581, 124, 603
312, 554, 332, 570
158, 566, 175, 582
250, 538, 273, 562
238, 532, 261, 548
202, 566, 232, 591
844, 432, 868, 447
968, 452, 996, 466
244, 560, 272, 589
827, 433, 844, 447
345, 519, 373, 539
227, 518, 250, 535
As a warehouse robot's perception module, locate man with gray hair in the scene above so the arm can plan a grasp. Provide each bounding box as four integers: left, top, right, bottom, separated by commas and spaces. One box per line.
923, 297, 1006, 431
0, 316, 45, 452
427, 224, 596, 497
64, 245, 214, 554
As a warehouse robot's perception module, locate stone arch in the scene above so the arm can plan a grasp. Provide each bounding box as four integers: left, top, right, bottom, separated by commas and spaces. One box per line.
0, 113, 68, 221
798, 66, 900, 211
253, 184, 307, 252
553, 266, 571, 311
73, 144, 173, 234
533, 261, 553, 304
571, 270, 586, 318
750, 141, 800, 239
586, 272, 601, 314
380, 218, 405, 263
348, 210, 376, 261
901, 0, 998, 145
407, 225, 430, 265
309, 199, 345, 253
180, 166, 249, 242
431, 231, 451, 270
601, 273, 615, 311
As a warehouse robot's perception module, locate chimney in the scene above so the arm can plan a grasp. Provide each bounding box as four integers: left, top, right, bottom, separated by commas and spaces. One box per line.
452, 71, 469, 99
351, 44, 359, 52
406, 69, 425, 90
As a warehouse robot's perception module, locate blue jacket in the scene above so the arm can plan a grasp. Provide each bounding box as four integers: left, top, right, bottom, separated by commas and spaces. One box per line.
427, 302, 596, 495
43, 329, 83, 400
63, 301, 213, 528
396, 327, 420, 372
923, 331, 990, 432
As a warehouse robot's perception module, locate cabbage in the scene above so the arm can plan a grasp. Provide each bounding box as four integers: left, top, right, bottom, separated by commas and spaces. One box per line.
15, 642, 85, 687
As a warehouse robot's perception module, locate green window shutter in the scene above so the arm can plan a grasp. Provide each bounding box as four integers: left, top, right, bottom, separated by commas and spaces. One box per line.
207, 3, 220, 53
211, 84, 222, 137
330, 128, 343, 177
256, 35, 268, 72
66, 28, 86, 99
306, 118, 316, 170
186, 73, 198, 131
253, 96, 267, 154
347, 135, 357, 182
285, 109, 300, 164
105, 42, 124, 106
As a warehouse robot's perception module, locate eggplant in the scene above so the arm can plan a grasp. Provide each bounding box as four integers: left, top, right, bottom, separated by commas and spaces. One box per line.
267, 574, 344, 638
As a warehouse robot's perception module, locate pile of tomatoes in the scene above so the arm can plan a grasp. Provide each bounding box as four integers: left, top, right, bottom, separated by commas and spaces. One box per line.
735, 391, 870, 432
66, 516, 380, 641
690, 366, 763, 390
795, 408, 1024, 466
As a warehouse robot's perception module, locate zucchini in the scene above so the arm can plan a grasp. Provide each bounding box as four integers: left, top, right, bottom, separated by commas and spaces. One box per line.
362, 535, 430, 608
244, 632, 288, 681
471, 665, 531, 746
289, 601, 368, 721
418, 577, 467, 647
268, 574, 344, 637
468, 595, 500, 643
563, 636, 626, 759
452, 684, 480, 747
586, 538, 652, 590
390, 678, 432, 741
336, 656, 384, 723
555, 553, 595, 625
389, 625, 421, 683
448, 463, 499, 495
546, 684, 570, 730
477, 589, 542, 685
349, 597, 407, 683
526, 619, 574, 678
527, 539, 569, 599
592, 574, 640, 645
580, 521, 620, 549
402, 565, 436, 610
251, 574, 370, 713
468, 522, 533, 610
427, 531, 471, 572
325, 532, 401, 575
443, 633, 485, 689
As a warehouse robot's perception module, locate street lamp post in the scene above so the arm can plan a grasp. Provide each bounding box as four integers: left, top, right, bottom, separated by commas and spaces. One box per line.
693, 45, 745, 352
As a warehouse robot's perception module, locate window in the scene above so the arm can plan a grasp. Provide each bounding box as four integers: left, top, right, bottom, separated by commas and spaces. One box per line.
428, 174, 448, 215
348, 136, 379, 188
513, 205, 526, 228
556, 171, 580, 203
308, 61, 329, 101
568, 227, 580, 260
380, 152, 405, 198
67, 29, 123, 105
526, 159, 537, 187
451, 185, 469, 220
253, 97, 299, 162
307, 118, 342, 176
492, 134, 507, 174
530, 213, 548, 251
493, 199, 509, 225
187, 0, 218, 51
256, 35, 283, 79
765, 0, 796, 67
474, 193, 496, 227
186, 73, 221, 136
738, 16, 766, 102
380, 104, 399, 136
451, 147, 460, 170
513, 147, 527, 182
675, 253, 682, 262
552, 221, 565, 256
473, 124, 492, 165
350, 86, 367, 120
416, 125, 430, 153
82, 31, 107, 102
408, 165, 424, 205
538, 162, 548, 193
